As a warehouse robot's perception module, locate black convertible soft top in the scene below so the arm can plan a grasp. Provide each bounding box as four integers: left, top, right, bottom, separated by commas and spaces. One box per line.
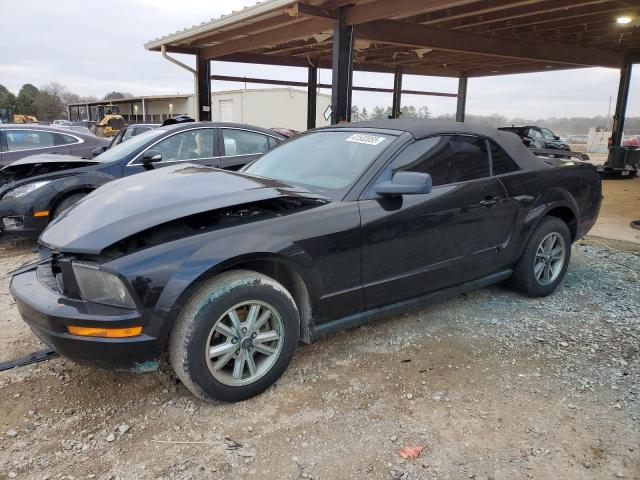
330, 119, 550, 171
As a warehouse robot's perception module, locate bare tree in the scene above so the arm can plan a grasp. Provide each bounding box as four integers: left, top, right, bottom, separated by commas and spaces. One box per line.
35, 82, 69, 121
103, 91, 133, 100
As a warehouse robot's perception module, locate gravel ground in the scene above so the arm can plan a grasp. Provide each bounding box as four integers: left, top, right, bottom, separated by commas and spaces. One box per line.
0, 236, 638, 480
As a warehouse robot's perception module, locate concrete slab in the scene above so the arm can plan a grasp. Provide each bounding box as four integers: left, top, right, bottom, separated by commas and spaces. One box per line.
590, 175, 640, 244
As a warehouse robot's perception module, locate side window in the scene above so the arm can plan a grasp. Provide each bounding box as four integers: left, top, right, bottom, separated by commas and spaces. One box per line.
541, 128, 556, 140
150, 129, 214, 162
221, 129, 269, 156
54, 133, 79, 145
391, 135, 489, 186
121, 127, 136, 142
5, 130, 55, 151
133, 126, 151, 136
489, 141, 519, 175
268, 136, 279, 149
528, 128, 542, 140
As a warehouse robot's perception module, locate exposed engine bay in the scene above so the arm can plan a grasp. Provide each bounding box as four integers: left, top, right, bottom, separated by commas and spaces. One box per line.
99, 196, 326, 259
0, 160, 98, 185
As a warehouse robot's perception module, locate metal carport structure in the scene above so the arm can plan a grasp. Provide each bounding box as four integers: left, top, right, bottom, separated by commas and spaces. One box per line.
145, 0, 639, 145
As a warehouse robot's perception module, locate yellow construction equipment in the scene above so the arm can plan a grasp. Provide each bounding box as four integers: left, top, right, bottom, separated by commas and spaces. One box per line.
12, 114, 38, 123
91, 104, 125, 137
93, 113, 126, 138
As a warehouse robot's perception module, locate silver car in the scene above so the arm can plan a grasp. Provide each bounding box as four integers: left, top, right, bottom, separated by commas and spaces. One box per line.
0, 124, 111, 166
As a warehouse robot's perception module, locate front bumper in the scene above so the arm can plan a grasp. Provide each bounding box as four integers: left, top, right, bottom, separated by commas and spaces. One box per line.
0, 195, 50, 235
10, 265, 164, 371
0, 214, 48, 235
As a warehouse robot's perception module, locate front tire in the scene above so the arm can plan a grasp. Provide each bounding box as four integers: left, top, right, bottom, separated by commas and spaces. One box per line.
509, 216, 571, 297
52, 193, 87, 219
169, 270, 299, 401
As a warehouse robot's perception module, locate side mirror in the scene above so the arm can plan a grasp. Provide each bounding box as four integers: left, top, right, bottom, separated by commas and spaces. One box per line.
141, 150, 162, 164
375, 171, 432, 197
90, 146, 107, 158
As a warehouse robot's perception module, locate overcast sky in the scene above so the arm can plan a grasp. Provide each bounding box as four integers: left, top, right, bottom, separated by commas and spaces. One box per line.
1, 0, 638, 119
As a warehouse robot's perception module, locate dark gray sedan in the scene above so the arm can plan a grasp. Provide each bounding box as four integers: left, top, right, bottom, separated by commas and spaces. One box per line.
0, 124, 110, 166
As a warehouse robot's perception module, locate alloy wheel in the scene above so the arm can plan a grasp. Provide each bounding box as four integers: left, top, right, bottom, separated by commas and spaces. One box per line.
205, 301, 284, 386
534, 232, 566, 286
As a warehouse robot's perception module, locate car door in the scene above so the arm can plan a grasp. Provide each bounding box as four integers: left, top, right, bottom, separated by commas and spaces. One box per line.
528, 128, 545, 149
1, 129, 71, 166
125, 127, 219, 175
217, 128, 273, 170
360, 135, 510, 309
57, 131, 90, 157
540, 128, 562, 149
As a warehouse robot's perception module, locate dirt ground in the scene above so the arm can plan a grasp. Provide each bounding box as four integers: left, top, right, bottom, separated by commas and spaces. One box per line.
0, 236, 638, 479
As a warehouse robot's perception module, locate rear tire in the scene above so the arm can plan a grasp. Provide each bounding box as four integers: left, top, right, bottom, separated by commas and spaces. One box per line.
169, 270, 300, 401
52, 193, 87, 219
509, 216, 571, 297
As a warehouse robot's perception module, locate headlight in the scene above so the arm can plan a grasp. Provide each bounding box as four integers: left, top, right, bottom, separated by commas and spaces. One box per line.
72, 263, 136, 309
3, 181, 51, 199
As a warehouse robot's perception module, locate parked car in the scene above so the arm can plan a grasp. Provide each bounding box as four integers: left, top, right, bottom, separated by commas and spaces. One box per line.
58, 125, 96, 136
0, 122, 285, 234
88, 123, 162, 157
72, 120, 97, 131
498, 126, 571, 152
9, 119, 602, 401
567, 134, 588, 145
623, 136, 640, 147
270, 127, 299, 138
0, 124, 111, 166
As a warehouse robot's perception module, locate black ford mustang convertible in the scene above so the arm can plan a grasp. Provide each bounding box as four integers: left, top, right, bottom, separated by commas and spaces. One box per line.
10, 120, 601, 401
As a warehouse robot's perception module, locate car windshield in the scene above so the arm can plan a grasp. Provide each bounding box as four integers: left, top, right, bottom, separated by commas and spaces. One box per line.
96, 128, 166, 162
243, 130, 394, 197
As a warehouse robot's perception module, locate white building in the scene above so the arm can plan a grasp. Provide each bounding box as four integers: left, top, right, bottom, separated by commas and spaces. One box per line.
68, 88, 331, 131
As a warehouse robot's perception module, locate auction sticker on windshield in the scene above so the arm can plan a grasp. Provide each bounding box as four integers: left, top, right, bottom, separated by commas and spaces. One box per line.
346, 133, 387, 146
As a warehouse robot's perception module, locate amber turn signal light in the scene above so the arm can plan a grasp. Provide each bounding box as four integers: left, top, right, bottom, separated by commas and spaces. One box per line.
67, 326, 142, 338
33, 211, 49, 217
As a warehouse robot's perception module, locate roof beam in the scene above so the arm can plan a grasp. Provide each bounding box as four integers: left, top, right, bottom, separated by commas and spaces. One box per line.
466, 63, 584, 77
407, 0, 547, 25
294, 2, 338, 19
445, 0, 612, 30
217, 52, 465, 75
184, 15, 300, 46
199, 17, 334, 59
355, 19, 625, 68
468, 5, 634, 33
344, 0, 479, 25
211, 74, 457, 97
217, 52, 326, 68
517, 21, 626, 40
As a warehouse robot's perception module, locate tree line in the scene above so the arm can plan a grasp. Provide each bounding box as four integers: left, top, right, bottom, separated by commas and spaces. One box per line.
352, 105, 640, 135
0, 83, 134, 122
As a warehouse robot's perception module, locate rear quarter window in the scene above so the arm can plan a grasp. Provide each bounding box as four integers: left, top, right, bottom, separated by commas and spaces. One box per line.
490, 140, 519, 175
54, 133, 79, 145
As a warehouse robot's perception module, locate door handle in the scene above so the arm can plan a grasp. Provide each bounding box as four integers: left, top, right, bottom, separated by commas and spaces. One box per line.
480, 197, 497, 208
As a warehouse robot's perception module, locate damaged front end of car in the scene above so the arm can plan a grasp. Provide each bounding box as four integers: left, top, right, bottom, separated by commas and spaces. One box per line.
0, 154, 99, 186
11, 165, 328, 371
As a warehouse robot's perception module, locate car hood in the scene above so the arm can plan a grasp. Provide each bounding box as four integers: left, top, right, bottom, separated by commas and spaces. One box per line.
0, 153, 100, 186
40, 163, 326, 254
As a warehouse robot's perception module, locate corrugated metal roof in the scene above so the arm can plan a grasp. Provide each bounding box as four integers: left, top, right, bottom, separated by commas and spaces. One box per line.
67, 94, 193, 106
144, 0, 296, 50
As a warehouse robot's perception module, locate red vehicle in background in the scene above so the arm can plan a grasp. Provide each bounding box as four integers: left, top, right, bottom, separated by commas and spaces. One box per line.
623, 136, 640, 147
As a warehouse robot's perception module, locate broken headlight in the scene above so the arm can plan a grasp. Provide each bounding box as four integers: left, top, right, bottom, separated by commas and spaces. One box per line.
72, 263, 136, 309
3, 181, 52, 199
